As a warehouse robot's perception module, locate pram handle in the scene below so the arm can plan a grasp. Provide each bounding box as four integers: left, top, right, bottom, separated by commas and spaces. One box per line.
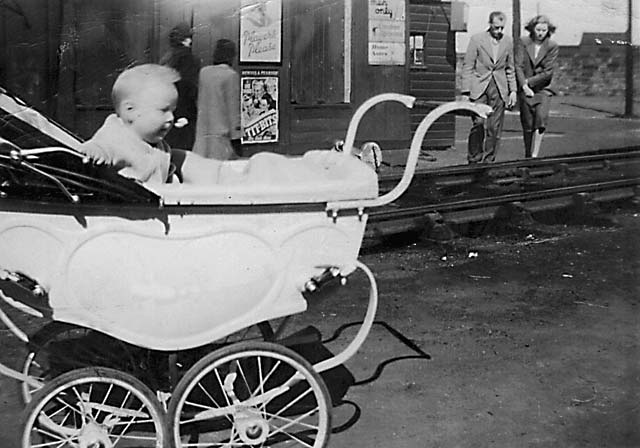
342, 93, 417, 157
329, 96, 492, 213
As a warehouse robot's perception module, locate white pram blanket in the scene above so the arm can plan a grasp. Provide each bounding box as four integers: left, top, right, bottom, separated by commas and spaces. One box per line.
153, 150, 379, 205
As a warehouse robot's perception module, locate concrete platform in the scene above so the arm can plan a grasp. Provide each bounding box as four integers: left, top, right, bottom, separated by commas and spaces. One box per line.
378, 95, 640, 175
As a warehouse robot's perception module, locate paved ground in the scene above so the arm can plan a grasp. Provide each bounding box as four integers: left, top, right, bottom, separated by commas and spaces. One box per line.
1, 205, 638, 447
322, 204, 639, 448
0, 95, 638, 447
380, 95, 640, 174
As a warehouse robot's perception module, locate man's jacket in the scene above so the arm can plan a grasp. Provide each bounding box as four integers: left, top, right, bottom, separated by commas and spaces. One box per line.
461, 30, 517, 102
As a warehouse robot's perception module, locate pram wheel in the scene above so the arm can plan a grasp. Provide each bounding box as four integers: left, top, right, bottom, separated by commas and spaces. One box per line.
168, 341, 331, 447
18, 366, 167, 448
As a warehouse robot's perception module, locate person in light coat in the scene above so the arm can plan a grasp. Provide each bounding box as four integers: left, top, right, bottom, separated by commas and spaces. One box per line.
193, 39, 242, 159
461, 11, 518, 164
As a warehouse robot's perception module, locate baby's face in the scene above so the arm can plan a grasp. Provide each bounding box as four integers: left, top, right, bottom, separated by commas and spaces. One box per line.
128, 82, 178, 144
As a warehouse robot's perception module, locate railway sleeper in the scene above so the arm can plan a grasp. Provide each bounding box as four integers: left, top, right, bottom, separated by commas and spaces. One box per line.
422, 212, 456, 241
541, 191, 624, 228
497, 201, 536, 227
570, 192, 602, 219
632, 185, 640, 206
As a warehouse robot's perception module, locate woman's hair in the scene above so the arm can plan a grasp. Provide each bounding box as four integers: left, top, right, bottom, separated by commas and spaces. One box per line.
112, 64, 180, 111
525, 15, 556, 36
213, 39, 236, 65
168, 22, 193, 48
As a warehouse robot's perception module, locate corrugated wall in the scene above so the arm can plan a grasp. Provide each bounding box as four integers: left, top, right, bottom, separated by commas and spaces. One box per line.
409, 1, 456, 149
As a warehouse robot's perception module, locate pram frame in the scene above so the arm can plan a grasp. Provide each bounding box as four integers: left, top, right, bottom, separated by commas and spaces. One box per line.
0, 93, 491, 447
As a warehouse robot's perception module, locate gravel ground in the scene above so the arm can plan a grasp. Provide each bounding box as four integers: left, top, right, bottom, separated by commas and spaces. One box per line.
1, 203, 638, 447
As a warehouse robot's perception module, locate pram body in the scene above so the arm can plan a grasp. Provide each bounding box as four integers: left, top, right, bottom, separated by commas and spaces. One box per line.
0, 90, 491, 447
1, 148, 376, 351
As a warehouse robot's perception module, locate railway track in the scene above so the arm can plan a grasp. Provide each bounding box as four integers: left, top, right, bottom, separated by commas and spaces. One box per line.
366, 146, 640, 240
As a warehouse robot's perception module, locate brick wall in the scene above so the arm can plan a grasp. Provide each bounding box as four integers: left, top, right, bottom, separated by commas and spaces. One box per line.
456, 46, 640, 98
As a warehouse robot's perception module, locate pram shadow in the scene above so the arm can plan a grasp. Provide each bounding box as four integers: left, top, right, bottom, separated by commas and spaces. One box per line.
282, 320, 431, 435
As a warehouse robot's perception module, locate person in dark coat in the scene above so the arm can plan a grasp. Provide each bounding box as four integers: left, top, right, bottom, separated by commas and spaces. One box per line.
515, 15, 559, 158
159, 22, 201, 150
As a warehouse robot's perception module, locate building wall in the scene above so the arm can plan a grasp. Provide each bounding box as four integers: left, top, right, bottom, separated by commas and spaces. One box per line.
456, 42, 640, 100
0, 0, 62, 116
408, 1, 456, 149
1, 0, 457, 153
554, 46, 640, 98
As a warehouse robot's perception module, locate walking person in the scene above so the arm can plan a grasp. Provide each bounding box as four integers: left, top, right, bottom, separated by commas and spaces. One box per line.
193, 39, 242, 160
159, 22, 201, 150
461, 11, 518, 164
515, 15, 559, 158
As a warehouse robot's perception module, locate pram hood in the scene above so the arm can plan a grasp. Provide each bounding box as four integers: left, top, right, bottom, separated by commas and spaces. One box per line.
0, 87, 378, 206
0, 88, 161, 205
0, 87, 82, 151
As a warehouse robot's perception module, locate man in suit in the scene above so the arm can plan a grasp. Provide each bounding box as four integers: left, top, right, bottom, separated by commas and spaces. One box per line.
461, 11, 518, 164
515, 15, 559, 158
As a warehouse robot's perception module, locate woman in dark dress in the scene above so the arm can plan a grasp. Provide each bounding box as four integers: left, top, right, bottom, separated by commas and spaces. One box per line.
160, 23, 201, 150
515, 15, 558, 158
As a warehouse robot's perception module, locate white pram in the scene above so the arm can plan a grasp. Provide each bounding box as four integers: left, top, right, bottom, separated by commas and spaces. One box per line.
0, 91, 490, 447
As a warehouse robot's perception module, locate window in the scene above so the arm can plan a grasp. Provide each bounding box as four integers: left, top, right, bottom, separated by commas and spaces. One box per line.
290, 0, 345, 105
409, 33, 425, 66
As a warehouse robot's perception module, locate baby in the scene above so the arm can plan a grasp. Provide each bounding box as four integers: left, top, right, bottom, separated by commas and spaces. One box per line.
80, 64, 221, 184
80, 63, 378, 190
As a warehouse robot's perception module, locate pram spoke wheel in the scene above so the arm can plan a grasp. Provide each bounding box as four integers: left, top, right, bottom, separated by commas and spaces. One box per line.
169, 341, 331, 448
18, 366, 167, 448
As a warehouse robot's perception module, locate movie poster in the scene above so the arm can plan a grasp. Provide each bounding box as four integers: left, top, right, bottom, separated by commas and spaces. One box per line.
240, 0, 282, 63
241, 70, 278, 144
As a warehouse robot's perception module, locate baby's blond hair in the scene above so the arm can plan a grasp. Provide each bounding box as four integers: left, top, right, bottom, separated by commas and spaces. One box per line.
111, 64, 180, 114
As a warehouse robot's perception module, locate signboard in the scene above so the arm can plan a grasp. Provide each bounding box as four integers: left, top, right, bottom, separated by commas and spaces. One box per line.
240, 0, 282, 63
369, 42, 406, 65
368, 0, 406, 65
241, 70, 279, 144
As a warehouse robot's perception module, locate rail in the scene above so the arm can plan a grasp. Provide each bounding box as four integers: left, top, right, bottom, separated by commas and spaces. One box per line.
366, 159, 640, 239
378, 146, 640, 191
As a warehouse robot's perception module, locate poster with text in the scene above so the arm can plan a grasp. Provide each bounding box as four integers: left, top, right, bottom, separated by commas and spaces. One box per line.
240, 0, 282, 63
368, 0, 406, 65
241, 71, 278, 144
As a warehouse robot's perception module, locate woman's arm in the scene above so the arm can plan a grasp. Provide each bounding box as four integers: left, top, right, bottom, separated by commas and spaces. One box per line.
527, 41, 559, 89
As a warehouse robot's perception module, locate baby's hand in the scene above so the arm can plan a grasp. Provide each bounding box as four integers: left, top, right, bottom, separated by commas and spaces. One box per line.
80, 142, 111, 165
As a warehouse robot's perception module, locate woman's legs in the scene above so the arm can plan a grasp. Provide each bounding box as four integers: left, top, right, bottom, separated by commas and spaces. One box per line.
519, 96, 535, 158
531, 95, 552, 158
